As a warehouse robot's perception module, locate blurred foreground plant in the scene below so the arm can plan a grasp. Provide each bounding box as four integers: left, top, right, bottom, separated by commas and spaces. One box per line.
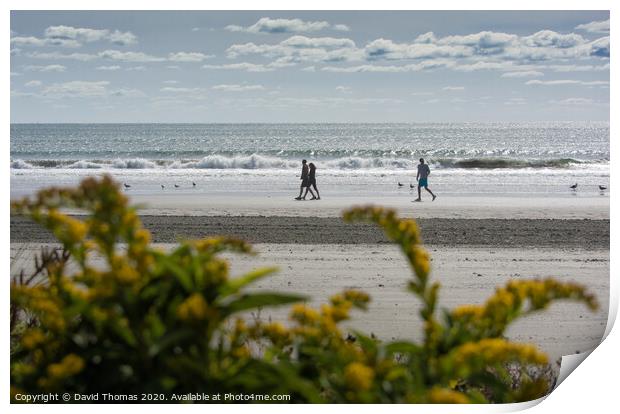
11, 176, 598, 403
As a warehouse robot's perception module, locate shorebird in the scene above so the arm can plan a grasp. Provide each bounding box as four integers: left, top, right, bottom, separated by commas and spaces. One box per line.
569, 183, 578, 190
410, 183, 415, 189
192, 182, 196, 187
174, 184, 180, 188
123, 183, 131, 189
599, 185, 607, 191
398, 182, 404, 187
161, 184, 165, 189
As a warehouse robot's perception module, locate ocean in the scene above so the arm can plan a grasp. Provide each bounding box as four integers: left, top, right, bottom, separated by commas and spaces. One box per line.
10, 122, 610, 198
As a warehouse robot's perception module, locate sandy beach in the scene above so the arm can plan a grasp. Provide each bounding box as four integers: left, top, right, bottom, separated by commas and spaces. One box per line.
11, 203, 610, 364
10, 241, 609, 365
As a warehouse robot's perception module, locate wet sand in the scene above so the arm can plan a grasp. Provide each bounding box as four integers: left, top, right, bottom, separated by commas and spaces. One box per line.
10, 215, 610, 248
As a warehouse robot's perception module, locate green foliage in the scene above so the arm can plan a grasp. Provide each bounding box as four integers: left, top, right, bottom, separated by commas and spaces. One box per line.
11, 177, 598, 403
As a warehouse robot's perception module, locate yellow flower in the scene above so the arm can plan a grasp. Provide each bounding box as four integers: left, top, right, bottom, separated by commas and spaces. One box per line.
428, 387, 470, 404
263, 322, 289, 341
290, 304, 320, 325
47, 354, 85, 379
114, 262, 140, 285
344, 362, 375, 391
21, 329, 46, 349
177, 293, 214, 322
451, 305, 483, 319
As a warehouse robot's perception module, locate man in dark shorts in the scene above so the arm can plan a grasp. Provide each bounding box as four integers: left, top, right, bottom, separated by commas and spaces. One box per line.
415, 158, 436, 202
295, 159, 309, 200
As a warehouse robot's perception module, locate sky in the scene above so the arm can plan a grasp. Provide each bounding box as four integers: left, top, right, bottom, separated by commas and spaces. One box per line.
10, 11, 610, 123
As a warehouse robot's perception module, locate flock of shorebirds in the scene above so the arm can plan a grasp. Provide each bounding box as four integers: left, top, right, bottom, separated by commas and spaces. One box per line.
569, 183, 608, 192
397, 182, 608, 192
123, 181, 607, 192
123, 182, 197, 190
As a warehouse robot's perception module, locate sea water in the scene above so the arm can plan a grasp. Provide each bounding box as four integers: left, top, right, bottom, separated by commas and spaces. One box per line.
10, 122, 610, 198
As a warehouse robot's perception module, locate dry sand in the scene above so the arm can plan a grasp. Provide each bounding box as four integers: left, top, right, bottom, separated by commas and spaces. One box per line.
124, 193, 610, 220
10, 191, 610, 365
10, 241, 609, 364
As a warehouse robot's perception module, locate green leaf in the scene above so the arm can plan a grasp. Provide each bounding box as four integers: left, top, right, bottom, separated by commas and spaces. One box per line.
219, 267, 278, 297
148, 328, 196, 357
222, 292, 306, 316
158, 256, 193, 292
385, 341, 423, 355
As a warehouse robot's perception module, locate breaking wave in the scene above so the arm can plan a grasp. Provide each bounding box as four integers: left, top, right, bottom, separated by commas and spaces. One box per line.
10, 155, 606, 171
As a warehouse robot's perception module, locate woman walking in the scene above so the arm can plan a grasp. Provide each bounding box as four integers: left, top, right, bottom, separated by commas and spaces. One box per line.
303, 162, 320, 200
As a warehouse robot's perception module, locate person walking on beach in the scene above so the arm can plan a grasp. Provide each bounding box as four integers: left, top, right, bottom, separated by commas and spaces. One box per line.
303, 162, 320, 200
415, 158, 436, 202
295, 159, 310, 200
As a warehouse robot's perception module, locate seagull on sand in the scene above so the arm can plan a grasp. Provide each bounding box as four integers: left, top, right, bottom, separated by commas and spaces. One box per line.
123, 183, 131, 189
599, 185, 607, 191
398, 182, 404, 187
161, 184, 165, 189
192, 182, 196, 187
174, 184, 180, 188
410, 183, 415, 189
569, 183, 578, 190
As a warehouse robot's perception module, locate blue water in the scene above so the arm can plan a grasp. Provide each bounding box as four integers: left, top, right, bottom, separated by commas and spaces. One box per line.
10, 122, 610, 197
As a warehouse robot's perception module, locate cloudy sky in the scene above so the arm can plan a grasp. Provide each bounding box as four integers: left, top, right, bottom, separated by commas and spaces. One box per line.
10, 11, 610, 123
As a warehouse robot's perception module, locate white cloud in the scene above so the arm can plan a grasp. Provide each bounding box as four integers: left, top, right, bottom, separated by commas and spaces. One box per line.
163, 80, 179, 84
25, 80, 42, 87
225, 17, 330, 34
321, 60, 454, 73
501, 71, 544, 78
25, 51, 99, 61
191, 27, 201, 32
160, 87, 202, 93
521, 30, 584, 49
12, 25, 137, 49
525, 79, 609, 86
203, 62, 278, 72
442, 86, 465, 91
42, 81, 110, 97
504, 97, 527, 105
24, 64, 66, 72
549, 97, 595, 105
126, 66, 147, 71
212, 84, 265, 92
109, 88, 147, 98
168, 52, 215, 62
96, 65, 121, 71
575, 19, 610, 34
158, 87, 209, 101
99, 50, 165, 62
26, 49, 216, 64
333, 24, 351, 32
438, 31, 518, 48
226, 35, 361, 64
106, 30, 138, 46
335, 86, 352, 93
365, 38, 471, 60
10, 35, 81, 48
44, 25, 109, 42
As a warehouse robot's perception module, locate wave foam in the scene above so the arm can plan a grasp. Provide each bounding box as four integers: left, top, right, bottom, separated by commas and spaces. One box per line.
10, 155, 608, 171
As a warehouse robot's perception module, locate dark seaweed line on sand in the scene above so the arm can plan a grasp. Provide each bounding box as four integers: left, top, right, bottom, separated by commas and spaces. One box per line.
10, 215, 610, 249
